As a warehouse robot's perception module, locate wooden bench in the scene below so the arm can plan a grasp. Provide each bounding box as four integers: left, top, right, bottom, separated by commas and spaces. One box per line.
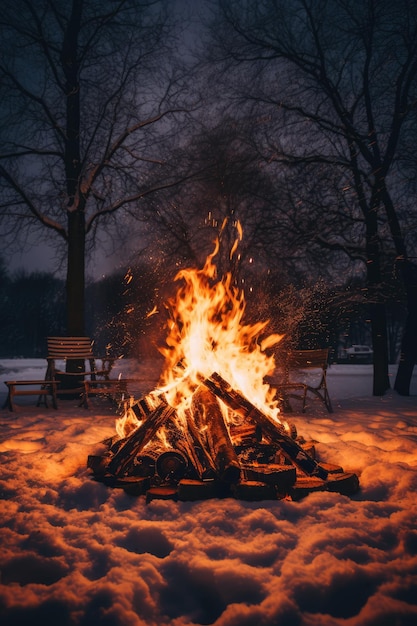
80, 378, 144, 409
45, 336, 115, 399
274, 348, 333, 413
3, 380, 58, 412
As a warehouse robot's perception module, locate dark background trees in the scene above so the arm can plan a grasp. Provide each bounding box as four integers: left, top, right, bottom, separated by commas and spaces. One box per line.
0, 267, 66, 357
206, 0, 417, 394
0, 257, 382, 362
1, 0, 416, 395
0, 0, 193, 336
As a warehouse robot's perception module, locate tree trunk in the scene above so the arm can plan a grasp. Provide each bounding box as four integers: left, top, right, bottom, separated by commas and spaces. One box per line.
364, 187, 390, 396
370, 302, 390, 395
66, 209, 86, 336
394, 262, 417, 395
62, 0, 84, 336
348, 146, 390, 395
381, 190, 416, 396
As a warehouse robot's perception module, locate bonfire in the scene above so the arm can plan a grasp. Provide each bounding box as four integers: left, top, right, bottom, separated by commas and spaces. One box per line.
88, 224, 359, 501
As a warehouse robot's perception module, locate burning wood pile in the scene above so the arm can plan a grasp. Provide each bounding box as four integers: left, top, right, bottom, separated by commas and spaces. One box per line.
87, 224, 359, 502
88, 372, 359, 501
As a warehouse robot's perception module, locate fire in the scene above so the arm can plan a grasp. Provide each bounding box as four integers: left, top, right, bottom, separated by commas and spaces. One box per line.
91, 228, 360, 500
117, 223, 283, 439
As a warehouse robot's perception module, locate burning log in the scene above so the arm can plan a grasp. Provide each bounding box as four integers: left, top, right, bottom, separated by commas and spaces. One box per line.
179, 410, 217, 480
130, 449, 158, 477
232, 481, 277, 501
203, 372, 328, 480
178, 479, 219, 501
242, 464, 296, 492
192, 386, 241, 483
107, 399, 176, 477
156, 450, 188, 481
230, 423, 262, 446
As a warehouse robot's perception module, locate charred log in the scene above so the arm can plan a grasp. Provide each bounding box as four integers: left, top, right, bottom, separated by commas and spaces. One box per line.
179, 409, 217, 480
192, 386, 241, 483
107, 400, 176, 477
203, 372, 328, 479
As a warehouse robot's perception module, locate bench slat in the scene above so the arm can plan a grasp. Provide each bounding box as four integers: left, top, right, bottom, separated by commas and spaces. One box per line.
47, 336, 94, 358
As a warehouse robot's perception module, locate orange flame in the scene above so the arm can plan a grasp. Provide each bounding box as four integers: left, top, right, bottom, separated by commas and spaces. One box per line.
155, 225, 283, 424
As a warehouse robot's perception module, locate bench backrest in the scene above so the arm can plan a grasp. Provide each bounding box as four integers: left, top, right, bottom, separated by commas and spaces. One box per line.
286, 348, 329, 371
47, 336, 94, 359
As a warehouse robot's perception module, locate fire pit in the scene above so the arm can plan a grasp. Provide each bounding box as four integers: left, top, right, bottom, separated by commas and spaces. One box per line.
88, 226, 359, 502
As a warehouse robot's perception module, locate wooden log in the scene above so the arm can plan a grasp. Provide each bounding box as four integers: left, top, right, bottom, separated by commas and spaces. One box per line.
326, 472, 360, 496
242, 464, 296, 492
178, 479, 219, 501
106, 400, 176, 477
235, 442, 282, 465
146, 486, 178, 503
130, 448, 159, 477
232, 481, 277, 501
289, 472, 360, 499
181, 409, 217, 480
156, 450, 188, 480
192, 386, 241, 483
230, 423, 262, 444
130, 393, 163, 420
203, 372, 328, 480
101, 475, 151, 496
87, 454, 109, 476
156, 413, 214, 480
289, 476, 328, 500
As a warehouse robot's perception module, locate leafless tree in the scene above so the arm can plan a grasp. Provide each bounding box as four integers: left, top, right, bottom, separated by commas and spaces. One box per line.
208, 0, 417, 394
0, 0, 195, 336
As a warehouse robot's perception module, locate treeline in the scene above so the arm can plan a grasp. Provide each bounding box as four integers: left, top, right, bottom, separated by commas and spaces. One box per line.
0, 259, 163, 359
0, 257, 407, 363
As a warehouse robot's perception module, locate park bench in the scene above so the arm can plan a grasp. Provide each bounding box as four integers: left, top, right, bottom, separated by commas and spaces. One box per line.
273, 348, 333, 413
45, 336, 115, 400
2, 338, 119, 411
80, 378, 144, 408
3, 380, 58, 412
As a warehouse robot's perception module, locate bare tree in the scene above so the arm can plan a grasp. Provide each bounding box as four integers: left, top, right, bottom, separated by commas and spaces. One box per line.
137, 116, 304, 295
0, 0, 194, 336
209, 0, 417, 395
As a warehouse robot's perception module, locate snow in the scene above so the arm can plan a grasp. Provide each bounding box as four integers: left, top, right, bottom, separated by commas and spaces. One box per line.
1, 359, 417, 626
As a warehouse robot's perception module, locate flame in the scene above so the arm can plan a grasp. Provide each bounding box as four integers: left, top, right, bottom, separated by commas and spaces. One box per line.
155, 225, 283, 424
116, 224, 284, 439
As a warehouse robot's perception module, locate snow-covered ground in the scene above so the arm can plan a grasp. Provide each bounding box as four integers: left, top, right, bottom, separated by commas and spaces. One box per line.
1, 359, 417, 626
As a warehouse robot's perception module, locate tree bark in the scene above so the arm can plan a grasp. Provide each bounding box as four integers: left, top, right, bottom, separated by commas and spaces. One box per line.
363, 181, 390, 395
370, 302, 390, 395
394, 262, 417, 395
63, 0, 84, 337
66, 209, 85, 336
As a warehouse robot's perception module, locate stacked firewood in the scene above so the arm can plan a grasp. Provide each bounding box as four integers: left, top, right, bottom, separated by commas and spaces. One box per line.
87, 372, 359, 502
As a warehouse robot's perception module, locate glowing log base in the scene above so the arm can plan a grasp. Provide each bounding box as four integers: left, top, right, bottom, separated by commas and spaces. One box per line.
192, 386, 241, 484
203, 372, 328, 480
88, 371, 359, 502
